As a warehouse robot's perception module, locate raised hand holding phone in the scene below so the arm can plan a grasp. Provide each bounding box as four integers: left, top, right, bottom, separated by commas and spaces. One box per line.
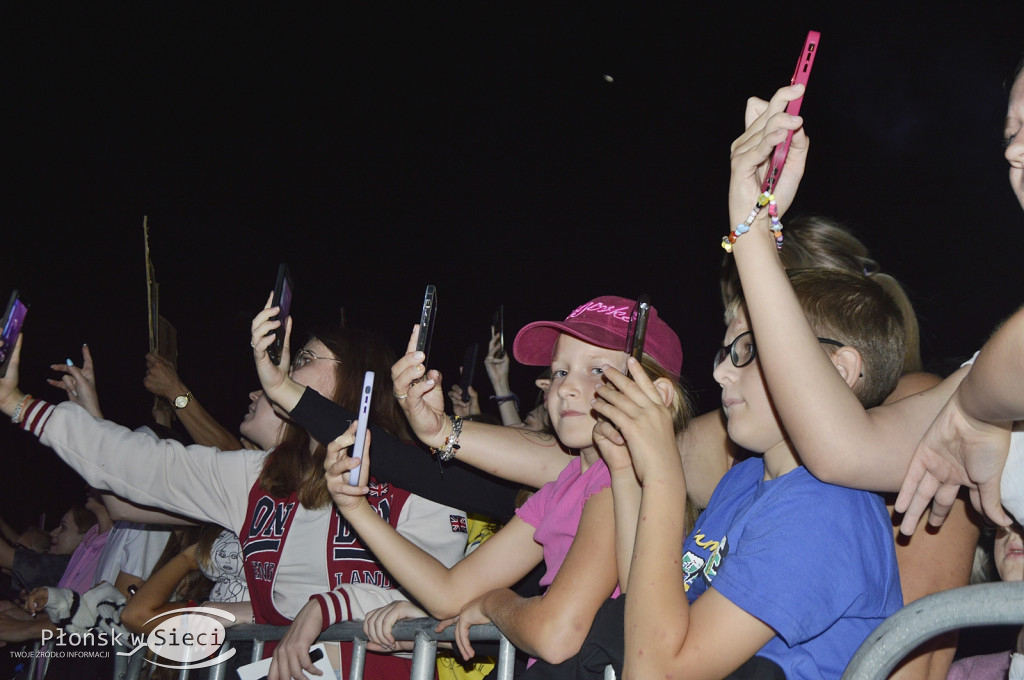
348, 371, 374, 486
626, 295, 651, 363
267, 264, 293, 366
724, 31, 818, 252
390, 324, 449, 449
416, 285, 437, 359
0, 291, 28, 379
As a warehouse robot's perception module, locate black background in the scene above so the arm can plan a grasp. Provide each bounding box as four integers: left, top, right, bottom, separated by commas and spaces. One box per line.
1, 3, 1023, 526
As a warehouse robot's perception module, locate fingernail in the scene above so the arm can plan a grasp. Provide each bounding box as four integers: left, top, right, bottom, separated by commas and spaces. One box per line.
425, 379, 435, 386
66, 359, 74, 367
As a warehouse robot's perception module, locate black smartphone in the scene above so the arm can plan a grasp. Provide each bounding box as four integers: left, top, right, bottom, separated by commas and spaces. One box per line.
416, 285, 437, 368
459, 343, 479, 402
626, 295, 651, 363
492, 305, 505, 359
0, 291, 28, 378
268, 264, 293, 366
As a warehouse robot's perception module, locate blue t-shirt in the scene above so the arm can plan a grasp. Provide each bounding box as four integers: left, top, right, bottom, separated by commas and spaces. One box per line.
683, 458, 902, 680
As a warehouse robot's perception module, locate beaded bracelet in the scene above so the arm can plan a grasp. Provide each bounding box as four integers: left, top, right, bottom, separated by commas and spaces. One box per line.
721, 191, 784, 253
10, 394, 32, 424
431, 414, 463, 462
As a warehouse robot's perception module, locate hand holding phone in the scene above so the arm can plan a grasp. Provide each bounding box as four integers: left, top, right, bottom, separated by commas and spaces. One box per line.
415, 285, 437, 369
349, 371, 374, 486
761, 30, 820, 194
0, 291, 28, 379
268, 264, 293, 366
458, 343, 479, 403
626, 295, 651, 364
491, 305, 505, 359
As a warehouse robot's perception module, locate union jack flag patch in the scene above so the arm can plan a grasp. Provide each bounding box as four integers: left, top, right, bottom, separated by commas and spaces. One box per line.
450, 515, 468, 533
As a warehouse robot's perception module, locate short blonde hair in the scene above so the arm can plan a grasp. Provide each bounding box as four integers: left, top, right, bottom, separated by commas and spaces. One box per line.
721, 215, 922, 373
728, 268, 905, 408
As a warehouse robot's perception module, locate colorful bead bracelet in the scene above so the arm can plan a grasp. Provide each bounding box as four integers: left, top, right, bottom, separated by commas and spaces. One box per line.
721, 191, 784, 253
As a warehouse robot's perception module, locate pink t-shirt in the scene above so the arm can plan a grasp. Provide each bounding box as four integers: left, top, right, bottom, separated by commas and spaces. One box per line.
57, 525, 109, 594
516, 456, 616, 592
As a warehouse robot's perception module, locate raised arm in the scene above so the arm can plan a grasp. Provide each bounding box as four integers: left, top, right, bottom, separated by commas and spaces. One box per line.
728, 84, 963, 493
591, 362, 775, 679
326, 432, 541, 617
46, 344, 102, 418
390, 324, 572, 489
484, 327, 524, 427
144, 352, 243, 451
250, 303, 573, 491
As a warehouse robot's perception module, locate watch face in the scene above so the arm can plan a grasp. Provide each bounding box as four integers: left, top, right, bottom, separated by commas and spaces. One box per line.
174, 395, 189, 409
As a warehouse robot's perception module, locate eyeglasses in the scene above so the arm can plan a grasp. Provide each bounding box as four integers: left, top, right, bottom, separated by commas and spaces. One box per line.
713, 331, 844, 370
292, 348, 344, 370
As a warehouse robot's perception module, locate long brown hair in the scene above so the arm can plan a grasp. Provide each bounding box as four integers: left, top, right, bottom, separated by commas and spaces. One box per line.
258, 326, 410, 509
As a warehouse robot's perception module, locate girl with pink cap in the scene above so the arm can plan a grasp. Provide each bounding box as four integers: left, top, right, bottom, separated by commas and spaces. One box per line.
326, 297, 691, 666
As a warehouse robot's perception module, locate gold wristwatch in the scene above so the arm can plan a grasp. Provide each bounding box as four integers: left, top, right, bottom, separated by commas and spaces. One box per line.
173, 391, 194, 409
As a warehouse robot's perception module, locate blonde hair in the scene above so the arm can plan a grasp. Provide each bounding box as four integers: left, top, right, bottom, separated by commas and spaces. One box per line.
727, 268, 906, 408
720, 215, 922, 373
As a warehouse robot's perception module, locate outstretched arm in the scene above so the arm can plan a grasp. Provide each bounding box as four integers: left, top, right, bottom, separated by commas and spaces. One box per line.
442, 487, 618, 664
144, 352, 242, 451
121, 544, 200, 634
895, 307, 1024, 532
390, 324, 572, 489
326, 428, 544, 617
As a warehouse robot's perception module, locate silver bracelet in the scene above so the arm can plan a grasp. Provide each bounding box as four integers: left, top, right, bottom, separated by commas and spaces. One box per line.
10, 394, 32, 424
430, 414, 463, 462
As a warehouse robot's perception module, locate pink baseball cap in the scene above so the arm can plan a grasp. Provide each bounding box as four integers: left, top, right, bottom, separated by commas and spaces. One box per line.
513, 296, 683, 378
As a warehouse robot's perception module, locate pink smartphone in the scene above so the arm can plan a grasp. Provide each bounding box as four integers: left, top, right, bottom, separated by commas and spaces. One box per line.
761, 30, 820, 194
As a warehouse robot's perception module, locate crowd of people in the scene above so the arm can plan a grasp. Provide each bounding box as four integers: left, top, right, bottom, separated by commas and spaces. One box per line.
0, 53, 1023, 680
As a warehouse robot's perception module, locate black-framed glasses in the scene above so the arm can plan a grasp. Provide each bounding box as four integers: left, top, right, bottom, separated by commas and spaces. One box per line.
713, 331, 844, 370
292, 347, 344, 370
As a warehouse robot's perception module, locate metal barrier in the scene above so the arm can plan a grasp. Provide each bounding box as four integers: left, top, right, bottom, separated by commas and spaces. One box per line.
842, 581, 1024, 680
90, 619, 513, 680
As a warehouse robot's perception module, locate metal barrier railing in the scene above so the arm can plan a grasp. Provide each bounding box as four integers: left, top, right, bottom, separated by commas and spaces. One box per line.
842, 581, 1024, 680
210, 619, 512, 680
20, 618, 511, 680
81, 619, 512, 680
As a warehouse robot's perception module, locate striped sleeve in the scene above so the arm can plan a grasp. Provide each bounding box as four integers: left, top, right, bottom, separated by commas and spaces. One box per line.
18, 398, 55, 437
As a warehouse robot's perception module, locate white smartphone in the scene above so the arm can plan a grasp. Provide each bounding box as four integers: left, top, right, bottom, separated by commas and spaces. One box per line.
349, 371, 374, 486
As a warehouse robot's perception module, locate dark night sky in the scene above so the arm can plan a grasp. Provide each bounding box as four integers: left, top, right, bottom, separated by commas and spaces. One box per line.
1, 3, 1022, 526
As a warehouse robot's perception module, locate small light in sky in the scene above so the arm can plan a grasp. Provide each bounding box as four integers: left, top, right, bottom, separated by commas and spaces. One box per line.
603, 74, 614, 83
